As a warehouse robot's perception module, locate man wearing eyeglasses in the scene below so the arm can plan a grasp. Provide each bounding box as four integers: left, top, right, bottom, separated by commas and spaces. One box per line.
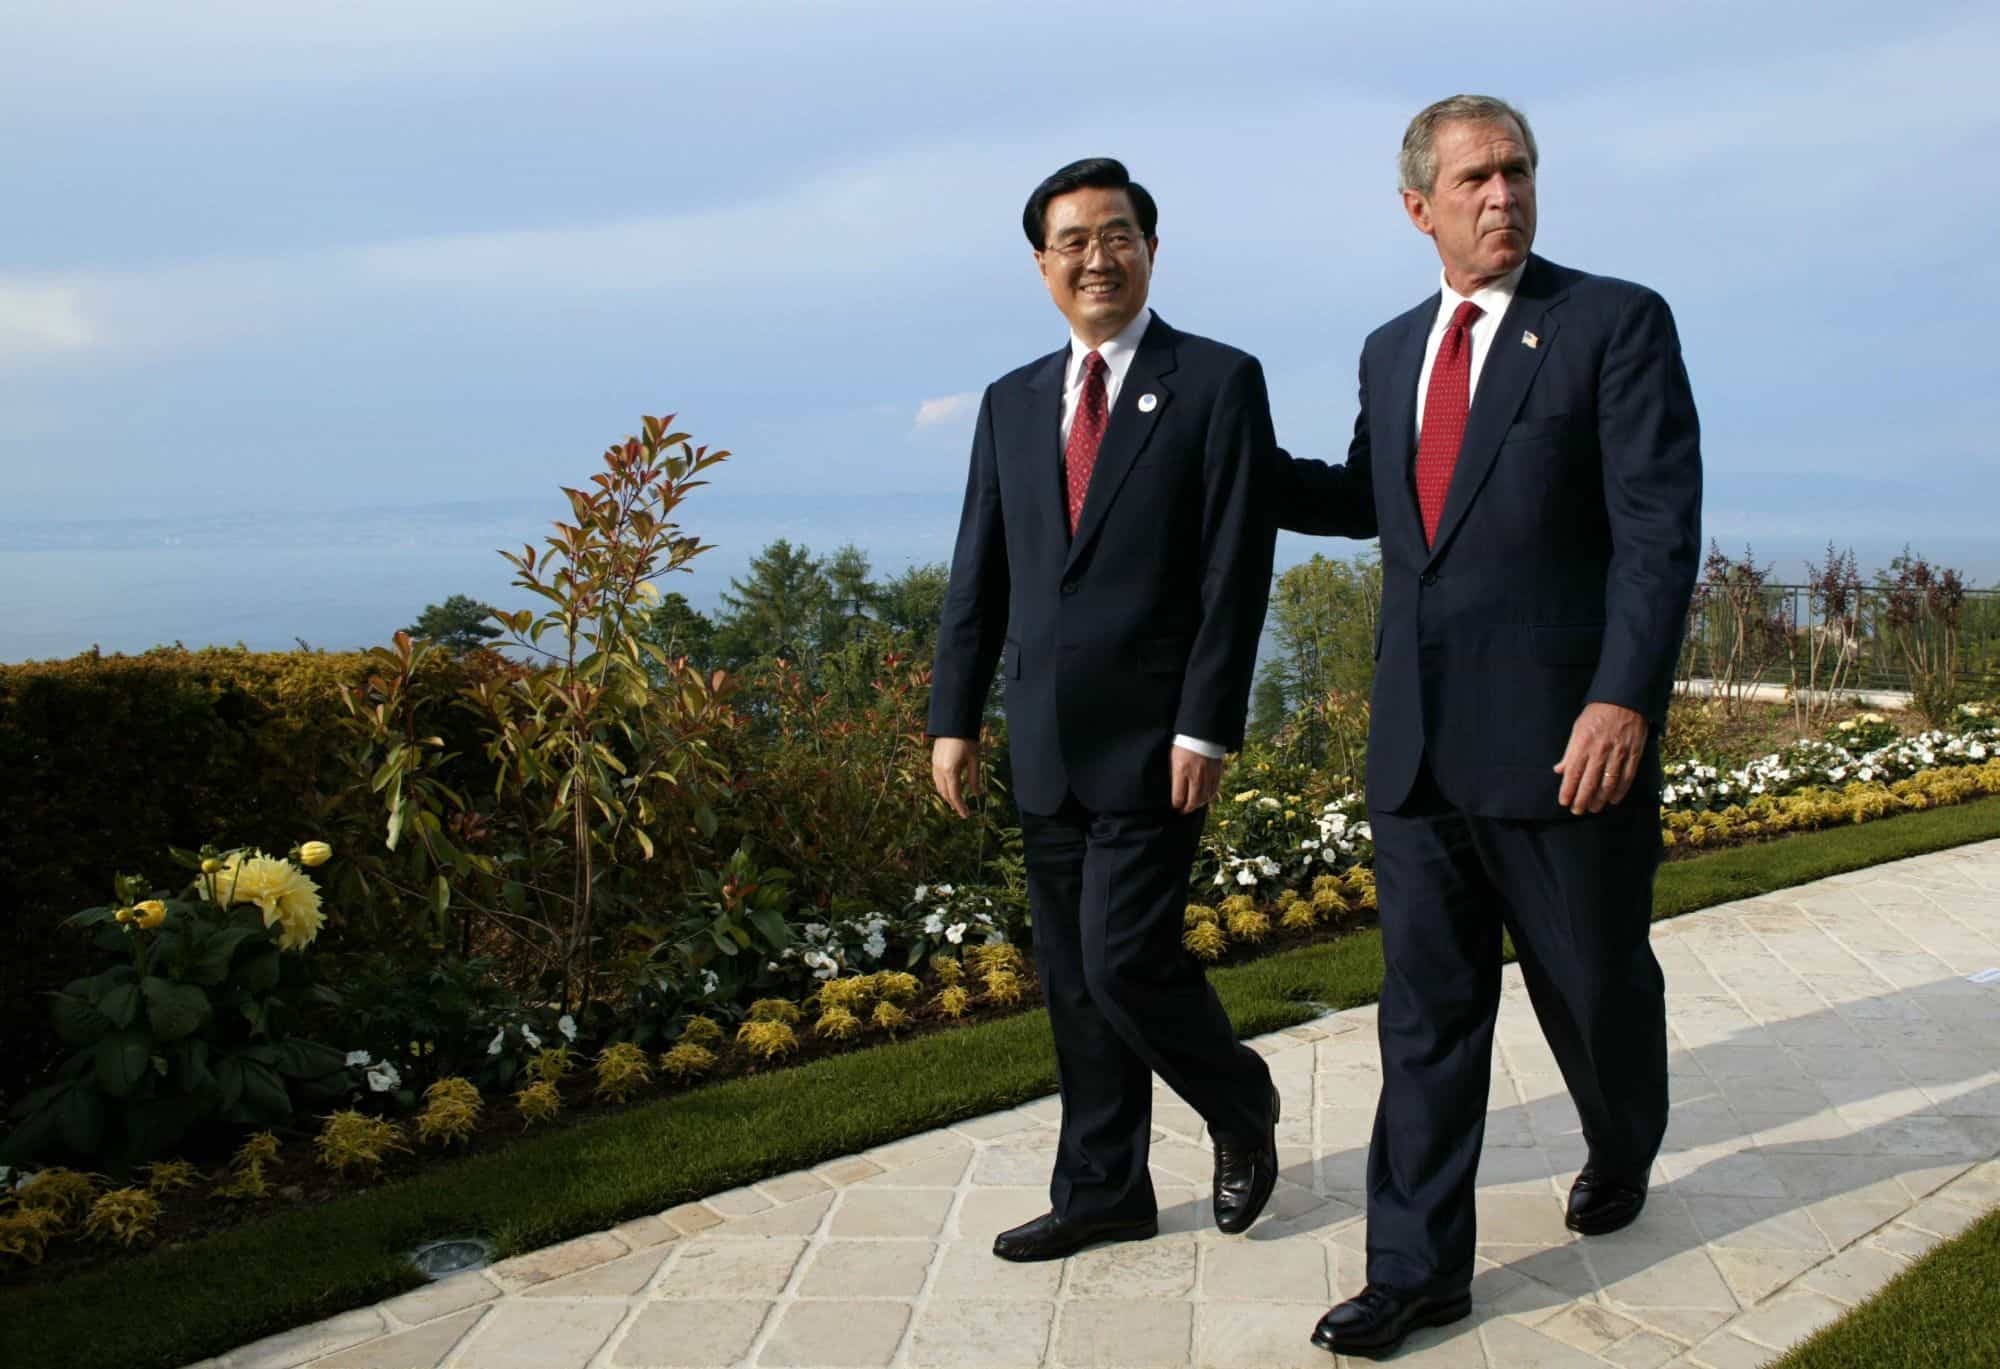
928, 157, 1283, 1262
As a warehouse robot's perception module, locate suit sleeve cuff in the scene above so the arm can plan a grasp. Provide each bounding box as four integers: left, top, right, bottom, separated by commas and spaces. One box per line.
1172, 735, 1226, 760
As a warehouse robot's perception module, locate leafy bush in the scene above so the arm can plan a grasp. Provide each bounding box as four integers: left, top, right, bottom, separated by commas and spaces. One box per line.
0, 646, 499, 1111
2, 850, 351, 1174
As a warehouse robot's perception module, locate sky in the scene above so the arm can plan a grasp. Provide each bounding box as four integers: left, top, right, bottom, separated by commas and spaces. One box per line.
2, 1, 1997, 660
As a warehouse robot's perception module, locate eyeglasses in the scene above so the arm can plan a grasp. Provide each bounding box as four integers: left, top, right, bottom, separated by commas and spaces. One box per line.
1043, 225, 1145, 260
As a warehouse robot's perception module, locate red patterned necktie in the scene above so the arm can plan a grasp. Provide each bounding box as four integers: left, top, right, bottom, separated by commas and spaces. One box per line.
1414, 300, 1483, 546
1064, 350, 1109, 535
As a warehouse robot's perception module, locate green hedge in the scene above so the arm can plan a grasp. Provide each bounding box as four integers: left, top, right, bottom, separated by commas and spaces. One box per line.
0, 647, 494, 1111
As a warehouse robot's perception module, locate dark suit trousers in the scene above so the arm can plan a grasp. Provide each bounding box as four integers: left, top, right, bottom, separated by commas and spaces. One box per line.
1020, 794, 1273, 1224
1365, 759, 1668, 1294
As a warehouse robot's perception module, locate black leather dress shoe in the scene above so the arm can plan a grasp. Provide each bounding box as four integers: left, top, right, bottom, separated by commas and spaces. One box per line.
1310, 1284, 1472, 1359
991, 1210, 1158, 1262
1566, 1168, 1648, 1235
1213, 1082, 1281, 1234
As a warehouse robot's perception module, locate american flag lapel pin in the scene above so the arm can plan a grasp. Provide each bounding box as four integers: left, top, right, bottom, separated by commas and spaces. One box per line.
1521, 330, 1540, 349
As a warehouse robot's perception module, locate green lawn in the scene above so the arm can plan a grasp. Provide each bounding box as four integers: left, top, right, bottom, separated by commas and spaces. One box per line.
3, 794, 1996, 1369
1770, 1209, 2000, 1369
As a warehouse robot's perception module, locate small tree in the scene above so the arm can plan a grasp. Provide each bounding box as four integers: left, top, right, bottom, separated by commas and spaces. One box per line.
1791, 543, 1863, 731
1250, 553, 1381, 768
405, 595, 502, 654
1883, 547, 1967, 725
715, 539, 831, 668
1696, 543, 1788, 718
344, 414, 737, 1010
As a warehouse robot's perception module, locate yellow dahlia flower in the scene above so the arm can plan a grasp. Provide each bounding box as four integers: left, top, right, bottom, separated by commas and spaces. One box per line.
211, 853, 325, 950
298, 841, 333, 868
134, 900, 167, 930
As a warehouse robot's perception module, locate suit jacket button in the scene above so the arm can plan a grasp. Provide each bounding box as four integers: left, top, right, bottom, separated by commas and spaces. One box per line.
1419, 572, 1439, 587
1060, 579, 1079, 595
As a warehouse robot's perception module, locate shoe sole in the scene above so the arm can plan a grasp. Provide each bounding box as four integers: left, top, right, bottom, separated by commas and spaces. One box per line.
1215, 1084, 1283, 1235
1310, 1292, 1473, 1359
991, 1218, 1158, 1263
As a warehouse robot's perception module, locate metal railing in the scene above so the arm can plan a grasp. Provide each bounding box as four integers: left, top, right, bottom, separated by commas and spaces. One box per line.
1677, 582, 2000, 696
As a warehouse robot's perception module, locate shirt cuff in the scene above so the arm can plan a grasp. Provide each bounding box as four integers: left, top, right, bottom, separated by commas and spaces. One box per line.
1172, 735, 1226, 760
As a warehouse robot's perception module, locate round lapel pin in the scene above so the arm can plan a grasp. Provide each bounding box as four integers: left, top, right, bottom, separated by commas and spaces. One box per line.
1137, 393, 1159, 413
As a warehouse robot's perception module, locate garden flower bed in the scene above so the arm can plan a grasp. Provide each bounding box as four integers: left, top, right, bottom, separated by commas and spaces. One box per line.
5, 712, 1997, 1290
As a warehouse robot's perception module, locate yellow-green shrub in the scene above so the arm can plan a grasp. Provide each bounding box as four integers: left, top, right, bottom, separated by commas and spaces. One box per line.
314, 1111, 408, 1176
16, 1169, 97, 1226
736, 1020, 799, 1061
414, 1078, 483, 1147
514, 1079, 562, 1128
659, 1041, 718, 1079
82, 1187, 161, 1247
0, 1207, 65, 1265
593, 1042, 654, 1102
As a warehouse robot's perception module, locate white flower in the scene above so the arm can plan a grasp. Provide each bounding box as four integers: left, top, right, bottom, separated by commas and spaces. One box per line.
946, 923, 968, 944
935, 883, 955, 898
345, 1050, 372, 1067
1235, 867, 1258, 886
521, 1025, 542, 1050
803, 949, 840, 979
923, 912, 945, 935
1323, 847, 1340, 865
1354, 822, 1372, 842
701, 970, 720, 995
912, 884, 930, 903
1212, 870, 1227, 886
1257, 796, 1281, 811
1255, 856, 1281, 877
802, 922, 830, 945
487, 1027, 506, 1056
366, 1061, 402, 1092
863, 930, 888, 960
558, 1014, 577, 1042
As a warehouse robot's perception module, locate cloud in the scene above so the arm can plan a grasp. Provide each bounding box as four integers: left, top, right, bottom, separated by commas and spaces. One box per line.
0, 285, 94, 359
913, 392, 980, 429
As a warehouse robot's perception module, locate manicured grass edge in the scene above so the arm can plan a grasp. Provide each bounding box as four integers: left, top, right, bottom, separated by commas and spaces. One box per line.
1769, 1208, 2000, 1369
7, 795, 1998, 1369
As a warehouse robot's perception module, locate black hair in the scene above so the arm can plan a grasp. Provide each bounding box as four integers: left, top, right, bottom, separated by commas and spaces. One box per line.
1021, 157, 1158, 249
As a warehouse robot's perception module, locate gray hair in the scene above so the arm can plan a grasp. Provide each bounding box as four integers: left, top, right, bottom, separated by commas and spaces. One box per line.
1398, 95, 1539, 195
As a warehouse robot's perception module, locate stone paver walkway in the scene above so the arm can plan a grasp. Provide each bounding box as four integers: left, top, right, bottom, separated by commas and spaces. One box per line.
200, 841, 2000, 1369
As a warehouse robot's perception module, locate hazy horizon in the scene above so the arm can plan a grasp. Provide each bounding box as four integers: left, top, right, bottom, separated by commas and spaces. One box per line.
6, 477, 1995, 664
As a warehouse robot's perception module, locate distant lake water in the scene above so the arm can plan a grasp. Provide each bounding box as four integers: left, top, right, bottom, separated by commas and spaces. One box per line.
3, 493, 1995, 664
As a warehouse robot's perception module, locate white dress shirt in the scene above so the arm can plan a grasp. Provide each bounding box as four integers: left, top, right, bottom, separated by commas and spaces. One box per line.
1060, 305, 1153, 440
1413, 263, 1525, 442
1058, 307, 1224, 762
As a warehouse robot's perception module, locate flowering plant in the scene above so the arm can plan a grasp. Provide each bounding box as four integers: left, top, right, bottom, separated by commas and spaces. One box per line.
1, 841, 352, 1172
1825, 712, 1898, 755
1662, 724, 1993, 813
1206, 788, 1371, 891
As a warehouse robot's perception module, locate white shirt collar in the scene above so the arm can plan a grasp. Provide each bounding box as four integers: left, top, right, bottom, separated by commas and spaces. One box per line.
1066, 306, 1154, 389
1435, 264, 1525, 326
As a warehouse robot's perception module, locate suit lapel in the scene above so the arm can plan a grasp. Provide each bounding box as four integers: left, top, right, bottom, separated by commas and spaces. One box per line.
1381, 303, 1435, 543
1024, 346, 1070, 550
1063, 316, 1177, 576
1424, 256, 1565, 567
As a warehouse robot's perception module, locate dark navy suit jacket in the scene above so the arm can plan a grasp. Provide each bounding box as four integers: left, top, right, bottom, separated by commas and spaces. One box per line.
1283, 255, 1703, 820
928, 316, 1278, 816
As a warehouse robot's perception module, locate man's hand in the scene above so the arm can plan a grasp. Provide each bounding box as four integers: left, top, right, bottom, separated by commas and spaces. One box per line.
1170, 745, 1225, 815
1553, 702, 1649, 815
931, 736, 981, 818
